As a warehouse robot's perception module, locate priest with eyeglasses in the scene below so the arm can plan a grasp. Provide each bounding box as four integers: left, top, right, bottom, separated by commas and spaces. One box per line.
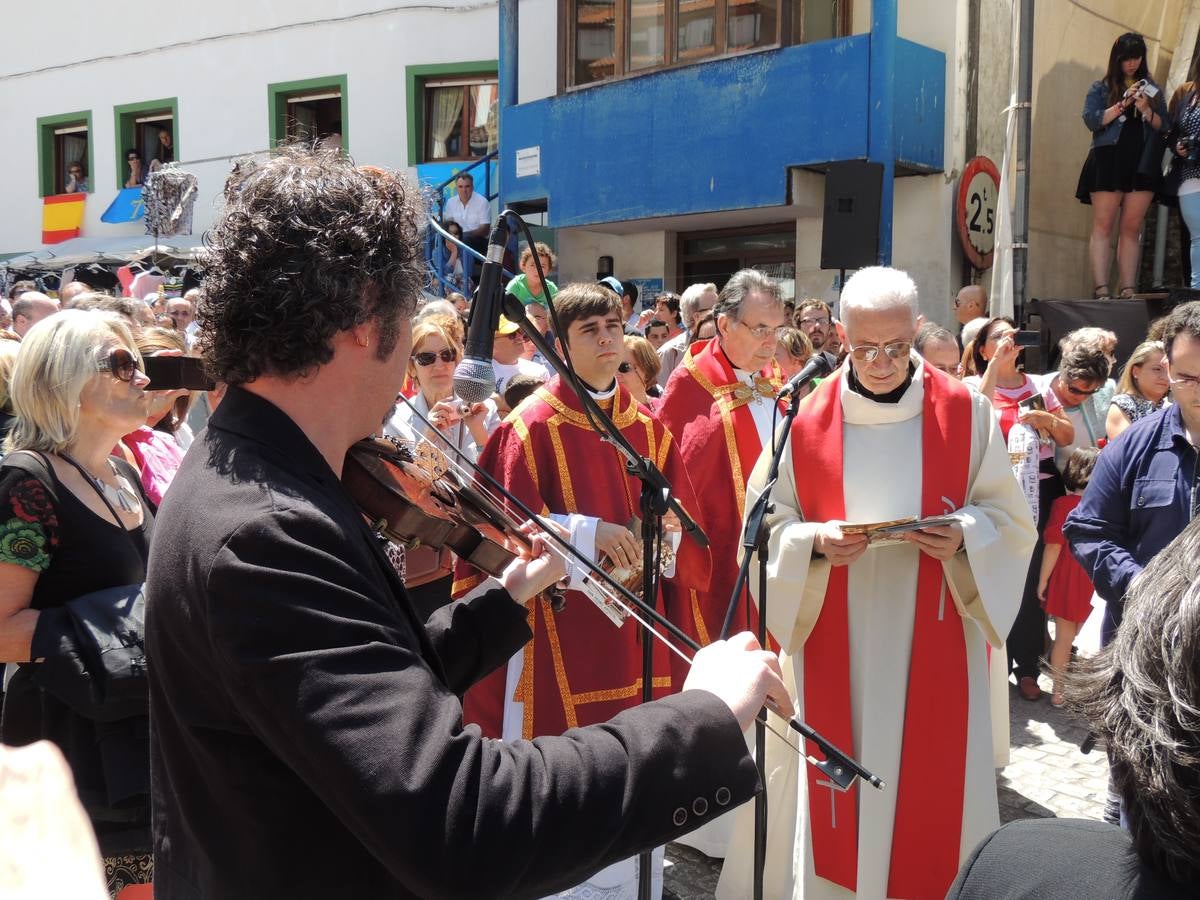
717, 266, 1036, 900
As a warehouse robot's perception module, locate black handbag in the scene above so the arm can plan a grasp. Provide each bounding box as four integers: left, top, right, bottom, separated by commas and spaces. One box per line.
5, 451, 149, 722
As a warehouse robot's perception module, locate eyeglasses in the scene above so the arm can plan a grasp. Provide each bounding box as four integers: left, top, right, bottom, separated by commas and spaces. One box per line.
101, 348, 141, 382
1168, 373, 1200, 390
617, 362, 634, 374
734, 321, 786, 340
412, 348, 458, 366
931, 363, 964, 377
797, 316, 830, 327
847, 340, 912, 363
127, 156, 139, 163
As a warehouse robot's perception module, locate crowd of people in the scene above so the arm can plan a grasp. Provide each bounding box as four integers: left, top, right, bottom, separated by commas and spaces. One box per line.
0, 146, 1197, 899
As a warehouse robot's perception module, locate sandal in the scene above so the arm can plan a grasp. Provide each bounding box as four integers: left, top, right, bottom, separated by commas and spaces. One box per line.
1093, 285, 1110, 299
1119, 286, 1136, 299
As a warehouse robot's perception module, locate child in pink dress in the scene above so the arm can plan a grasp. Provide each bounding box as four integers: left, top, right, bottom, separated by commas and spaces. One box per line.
1037, 446, 1100, 706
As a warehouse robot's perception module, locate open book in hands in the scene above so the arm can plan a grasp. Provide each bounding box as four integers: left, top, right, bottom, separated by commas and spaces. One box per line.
840, 514, 960, 547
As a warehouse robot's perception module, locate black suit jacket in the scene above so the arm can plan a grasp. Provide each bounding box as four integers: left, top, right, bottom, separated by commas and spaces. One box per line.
948, 818, 1195, 899
146, 387, 758, 899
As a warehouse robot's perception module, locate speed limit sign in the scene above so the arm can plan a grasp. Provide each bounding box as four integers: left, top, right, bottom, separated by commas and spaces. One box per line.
956, 156, 1001, 270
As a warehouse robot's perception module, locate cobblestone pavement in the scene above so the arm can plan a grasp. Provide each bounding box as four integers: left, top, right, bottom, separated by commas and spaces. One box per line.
663, 617, 1110, 898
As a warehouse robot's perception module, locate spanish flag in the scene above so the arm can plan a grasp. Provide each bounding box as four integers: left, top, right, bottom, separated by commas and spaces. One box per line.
42, 193, 85, 244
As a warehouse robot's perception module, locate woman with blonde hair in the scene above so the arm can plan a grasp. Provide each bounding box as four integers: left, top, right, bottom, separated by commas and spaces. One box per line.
617, 334, 662, 405
774, 327, 813, 378
1106, 340, 1170, 440
0, 310, 154, 896
381, 318, 498, 618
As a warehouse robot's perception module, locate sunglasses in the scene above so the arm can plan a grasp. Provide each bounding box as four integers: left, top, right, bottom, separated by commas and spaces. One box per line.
412, 348, 458, 366
1062, 381, 1100, 398
102, 348, 141, 382
617, 362, 634, 374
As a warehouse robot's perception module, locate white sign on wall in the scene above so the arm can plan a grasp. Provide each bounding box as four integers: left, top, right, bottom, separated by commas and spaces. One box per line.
516, 146, 541, 178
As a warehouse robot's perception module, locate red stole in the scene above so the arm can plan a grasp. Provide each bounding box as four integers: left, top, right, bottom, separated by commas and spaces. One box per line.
789, 366, 973, 899
685, 339, 774, 505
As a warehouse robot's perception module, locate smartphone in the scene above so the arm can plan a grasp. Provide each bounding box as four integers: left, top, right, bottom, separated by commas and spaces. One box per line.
142, 355, 215, 391
1013, 331, 1040, 348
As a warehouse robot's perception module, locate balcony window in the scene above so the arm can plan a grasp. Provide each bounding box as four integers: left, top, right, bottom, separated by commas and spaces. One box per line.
267, 76, 348, 152
36, 111, 93, 197
424, 77, 499, 161
565, 0, 845, 88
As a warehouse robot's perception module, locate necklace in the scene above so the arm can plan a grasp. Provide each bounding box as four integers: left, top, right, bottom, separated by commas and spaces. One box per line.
60, 452, 142, 514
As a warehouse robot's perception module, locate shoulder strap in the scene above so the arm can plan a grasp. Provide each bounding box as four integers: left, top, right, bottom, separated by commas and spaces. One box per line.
1, 450, 61, 505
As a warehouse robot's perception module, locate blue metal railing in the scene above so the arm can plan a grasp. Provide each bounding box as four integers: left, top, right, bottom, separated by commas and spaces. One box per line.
426, 152, 501, 297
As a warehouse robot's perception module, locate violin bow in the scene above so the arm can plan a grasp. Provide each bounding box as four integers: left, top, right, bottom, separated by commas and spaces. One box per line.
389, 394, 884, 792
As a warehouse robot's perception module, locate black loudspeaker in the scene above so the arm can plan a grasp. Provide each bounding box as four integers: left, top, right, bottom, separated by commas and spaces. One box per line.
820, 161, 884, 271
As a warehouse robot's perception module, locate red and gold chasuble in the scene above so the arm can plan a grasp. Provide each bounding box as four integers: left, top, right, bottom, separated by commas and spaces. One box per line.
657, 338, 779, 649
789, 366, 973, 899
455, 377, 710, 739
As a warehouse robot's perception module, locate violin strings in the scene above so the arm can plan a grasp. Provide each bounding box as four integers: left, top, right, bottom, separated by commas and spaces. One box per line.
391, 395, 811, 759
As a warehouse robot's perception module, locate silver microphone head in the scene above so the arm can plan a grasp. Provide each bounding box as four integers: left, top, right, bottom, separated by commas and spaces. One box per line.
453, 357, 497, 405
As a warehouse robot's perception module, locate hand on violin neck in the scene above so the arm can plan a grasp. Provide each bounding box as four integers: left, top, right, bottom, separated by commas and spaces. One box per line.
683, 632, 794, 732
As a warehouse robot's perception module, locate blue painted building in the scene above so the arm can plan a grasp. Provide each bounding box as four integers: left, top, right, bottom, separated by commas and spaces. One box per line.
495, 0, 953, 307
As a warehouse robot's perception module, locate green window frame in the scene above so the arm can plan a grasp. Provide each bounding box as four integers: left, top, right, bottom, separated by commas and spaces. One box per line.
405, 60, 498, 165
267, 75, 349, 150
36, 110, 94, 198
113, 97, 179, 189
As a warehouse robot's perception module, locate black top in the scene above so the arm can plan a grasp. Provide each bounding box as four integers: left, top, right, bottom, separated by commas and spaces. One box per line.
0, 452, 152, 853
147, 386, 759, 899
948, 818, 1196, 899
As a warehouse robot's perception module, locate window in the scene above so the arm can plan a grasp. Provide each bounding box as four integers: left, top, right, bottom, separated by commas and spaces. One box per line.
677, 223, 796, 295
36, 111, 93, 197
566, 0, 846, 88
114, 98, 178, 188
405, 62, 498, 165
267, 76, 348, 151
423, 77, 498, 161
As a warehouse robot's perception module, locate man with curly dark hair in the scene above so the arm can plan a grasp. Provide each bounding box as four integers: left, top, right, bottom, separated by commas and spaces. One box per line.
145, 146, 789, 899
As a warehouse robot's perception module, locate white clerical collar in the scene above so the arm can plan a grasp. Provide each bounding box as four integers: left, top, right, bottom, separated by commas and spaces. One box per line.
586, 380, 618, 400
840, 355, 926, 425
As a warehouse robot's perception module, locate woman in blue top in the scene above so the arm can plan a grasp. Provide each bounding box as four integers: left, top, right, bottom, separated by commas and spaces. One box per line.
1168, 58, 1200, 288
1076, 33, 1169, 299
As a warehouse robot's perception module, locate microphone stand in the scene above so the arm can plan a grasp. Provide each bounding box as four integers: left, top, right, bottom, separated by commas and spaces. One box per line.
715, 375, 813, 900
500, 294, 707, 900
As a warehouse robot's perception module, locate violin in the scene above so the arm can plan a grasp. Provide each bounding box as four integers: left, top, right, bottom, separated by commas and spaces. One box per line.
342, 436, 566, 610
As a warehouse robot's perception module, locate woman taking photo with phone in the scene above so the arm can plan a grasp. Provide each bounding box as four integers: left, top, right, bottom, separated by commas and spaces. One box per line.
1076, 32, 1169, 298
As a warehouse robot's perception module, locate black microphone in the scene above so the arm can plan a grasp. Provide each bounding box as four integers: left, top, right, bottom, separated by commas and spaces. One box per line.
777, 353, 832, 399
453, 216, 510, 404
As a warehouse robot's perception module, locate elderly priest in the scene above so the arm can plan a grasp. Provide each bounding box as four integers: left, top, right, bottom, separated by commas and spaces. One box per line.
718, 266, 1036, 900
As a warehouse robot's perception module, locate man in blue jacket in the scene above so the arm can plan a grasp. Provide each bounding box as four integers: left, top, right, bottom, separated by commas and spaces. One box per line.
1064, 301, 1200, 643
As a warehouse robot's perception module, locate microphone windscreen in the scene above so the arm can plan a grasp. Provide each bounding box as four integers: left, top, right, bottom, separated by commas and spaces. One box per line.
453, 357, 497, 405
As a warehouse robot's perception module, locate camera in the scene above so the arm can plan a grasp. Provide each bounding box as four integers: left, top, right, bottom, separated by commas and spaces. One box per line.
1180, 135, 1200, 163
1126, 79, 1159, 100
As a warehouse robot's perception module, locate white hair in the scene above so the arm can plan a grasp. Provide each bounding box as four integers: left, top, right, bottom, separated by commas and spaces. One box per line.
680, 282, 718, 329
839, 266, 918, 327
961, 316, 990, 349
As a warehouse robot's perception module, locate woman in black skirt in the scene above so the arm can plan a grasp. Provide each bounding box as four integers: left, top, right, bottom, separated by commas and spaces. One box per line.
1077, 33, 1169, 298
